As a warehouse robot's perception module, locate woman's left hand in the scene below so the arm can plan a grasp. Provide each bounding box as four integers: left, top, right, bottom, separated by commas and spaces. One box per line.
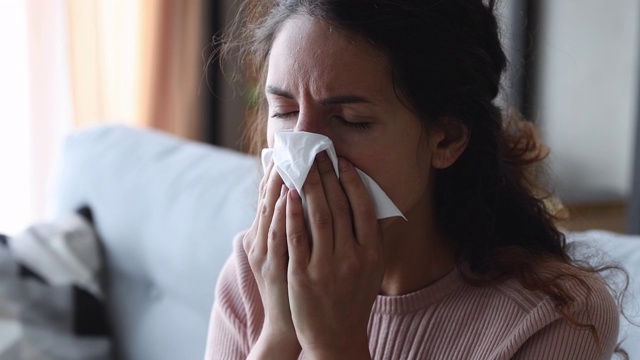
283, 152, 385, 359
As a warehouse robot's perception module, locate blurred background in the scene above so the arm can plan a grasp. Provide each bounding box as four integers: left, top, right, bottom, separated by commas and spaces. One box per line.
0, 0, 638, 236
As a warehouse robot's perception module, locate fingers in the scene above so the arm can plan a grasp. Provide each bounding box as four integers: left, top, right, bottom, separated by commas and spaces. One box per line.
301, 154, 334, 260
301, 152, 378, 259
337, 158, 379, 249
314, 152, 353, 250
249, 160, 275, 235
245, 160, 275, 254
252, 162, 284, 258
286, 188, 311, 271
267, 185, 289, 281
258, 160, 275, 203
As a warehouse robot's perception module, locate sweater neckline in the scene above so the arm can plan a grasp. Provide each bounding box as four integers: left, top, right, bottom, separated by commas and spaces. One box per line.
372, 268, 463, 314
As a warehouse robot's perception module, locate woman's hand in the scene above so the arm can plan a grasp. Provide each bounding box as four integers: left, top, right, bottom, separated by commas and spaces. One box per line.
243, 161, 301, 360
285, 152, 385, 360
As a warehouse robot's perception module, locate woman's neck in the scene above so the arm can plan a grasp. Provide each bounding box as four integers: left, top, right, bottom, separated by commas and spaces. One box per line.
378, 208, 454, 296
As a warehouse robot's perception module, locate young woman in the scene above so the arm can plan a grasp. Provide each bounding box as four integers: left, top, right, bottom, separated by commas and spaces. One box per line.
205, 1, 622, 359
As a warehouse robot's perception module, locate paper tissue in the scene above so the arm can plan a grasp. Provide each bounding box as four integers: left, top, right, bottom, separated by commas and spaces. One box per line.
261, 131, 405, 220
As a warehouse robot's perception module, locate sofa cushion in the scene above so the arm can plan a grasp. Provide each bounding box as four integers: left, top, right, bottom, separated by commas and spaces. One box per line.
51, 125, 259, 360
566, 230, 640, 356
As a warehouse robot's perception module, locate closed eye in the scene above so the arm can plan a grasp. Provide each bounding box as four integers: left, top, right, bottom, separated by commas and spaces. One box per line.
271, 111, 298, 119
336, 116, 372, 130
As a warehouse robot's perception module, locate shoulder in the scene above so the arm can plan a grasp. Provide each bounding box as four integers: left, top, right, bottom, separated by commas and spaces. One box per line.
486, 270, 620, 359
495, 271, 618, 325
430, 267, 619, 359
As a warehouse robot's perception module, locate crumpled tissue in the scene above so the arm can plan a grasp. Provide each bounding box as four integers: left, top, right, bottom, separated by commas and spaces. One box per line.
261, 131, 406, 220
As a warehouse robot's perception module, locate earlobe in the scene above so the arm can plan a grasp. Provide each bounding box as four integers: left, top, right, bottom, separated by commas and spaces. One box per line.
430, 120, 470, 169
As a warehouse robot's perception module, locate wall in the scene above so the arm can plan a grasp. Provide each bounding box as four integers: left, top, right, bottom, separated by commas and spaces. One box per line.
217, 0, 250, 151
537, 0, 639, 203
495, 0, 526, 111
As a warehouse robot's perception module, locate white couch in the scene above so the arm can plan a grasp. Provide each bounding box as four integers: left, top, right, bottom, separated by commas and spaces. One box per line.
51, 125, 640, 359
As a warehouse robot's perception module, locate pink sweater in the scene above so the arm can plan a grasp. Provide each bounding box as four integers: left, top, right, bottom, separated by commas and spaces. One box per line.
205, 233, 619, 359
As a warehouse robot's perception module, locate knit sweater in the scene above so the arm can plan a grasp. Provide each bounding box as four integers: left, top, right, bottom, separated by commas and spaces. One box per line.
205, 233, 619, 360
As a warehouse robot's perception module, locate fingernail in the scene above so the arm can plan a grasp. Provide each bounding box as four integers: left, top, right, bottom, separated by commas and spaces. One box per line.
290, 188, 300, 200
338, 157, 351, 171
316, 151, 328, 162
280, 184, 287, 198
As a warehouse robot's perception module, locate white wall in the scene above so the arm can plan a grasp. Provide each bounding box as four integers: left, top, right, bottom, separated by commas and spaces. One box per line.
538, 0, 639, 203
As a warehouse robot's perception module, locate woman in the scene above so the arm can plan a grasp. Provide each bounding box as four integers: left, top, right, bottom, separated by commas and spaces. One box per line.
205, 0, 622, 359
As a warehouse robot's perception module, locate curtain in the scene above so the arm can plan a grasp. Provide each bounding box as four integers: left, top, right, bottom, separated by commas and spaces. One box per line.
66, 0, 140, 128
66, 0, 205, 140
138, 0, 205, 141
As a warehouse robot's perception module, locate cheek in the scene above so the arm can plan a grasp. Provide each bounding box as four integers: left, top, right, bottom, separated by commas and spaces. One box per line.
386, 164, 428, 194
267, 119, 296, 148
364, 152, 432, 212
388, 168, 432, 218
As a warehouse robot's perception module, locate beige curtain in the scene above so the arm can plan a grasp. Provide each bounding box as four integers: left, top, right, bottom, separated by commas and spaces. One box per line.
138, 0, 204, 140
66, 0, 204, 141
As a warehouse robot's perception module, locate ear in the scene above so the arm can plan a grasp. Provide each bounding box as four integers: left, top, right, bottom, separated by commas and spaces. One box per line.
428, 119, 470, 169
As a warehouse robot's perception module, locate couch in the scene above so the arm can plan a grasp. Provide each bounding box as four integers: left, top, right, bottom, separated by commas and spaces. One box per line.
50, 125, 640, 359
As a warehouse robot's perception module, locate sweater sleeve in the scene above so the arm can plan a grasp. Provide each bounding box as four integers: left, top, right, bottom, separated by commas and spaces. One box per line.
204, 232, 264, 360
512, 276, 620, 360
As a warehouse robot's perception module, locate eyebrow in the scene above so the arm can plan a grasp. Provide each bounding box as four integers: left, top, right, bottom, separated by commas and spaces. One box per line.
266, 85, 372, 105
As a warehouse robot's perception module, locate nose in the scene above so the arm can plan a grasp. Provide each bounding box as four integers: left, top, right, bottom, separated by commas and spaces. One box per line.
293, 109, 325, 135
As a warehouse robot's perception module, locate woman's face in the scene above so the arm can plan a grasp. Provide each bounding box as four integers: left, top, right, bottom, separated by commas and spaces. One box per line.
265, 15, 441, 223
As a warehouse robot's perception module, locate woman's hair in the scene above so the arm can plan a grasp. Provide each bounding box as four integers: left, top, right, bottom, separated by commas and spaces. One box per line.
219, 0, 628, 355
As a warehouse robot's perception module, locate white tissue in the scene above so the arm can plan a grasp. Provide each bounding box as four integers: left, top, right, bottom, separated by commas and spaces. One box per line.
261, 131, 405, 220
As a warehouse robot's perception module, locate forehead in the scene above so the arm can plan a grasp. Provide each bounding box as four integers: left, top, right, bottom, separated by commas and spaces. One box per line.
266, 15, 391, 96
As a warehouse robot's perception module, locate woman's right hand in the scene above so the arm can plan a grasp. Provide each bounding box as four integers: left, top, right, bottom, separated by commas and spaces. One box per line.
243, 161, 301, 359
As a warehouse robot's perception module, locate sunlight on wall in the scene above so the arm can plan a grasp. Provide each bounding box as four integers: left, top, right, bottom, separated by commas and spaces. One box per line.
0, 0, 73, 235
0, 1, 32, 235
28, 0, 74, 228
